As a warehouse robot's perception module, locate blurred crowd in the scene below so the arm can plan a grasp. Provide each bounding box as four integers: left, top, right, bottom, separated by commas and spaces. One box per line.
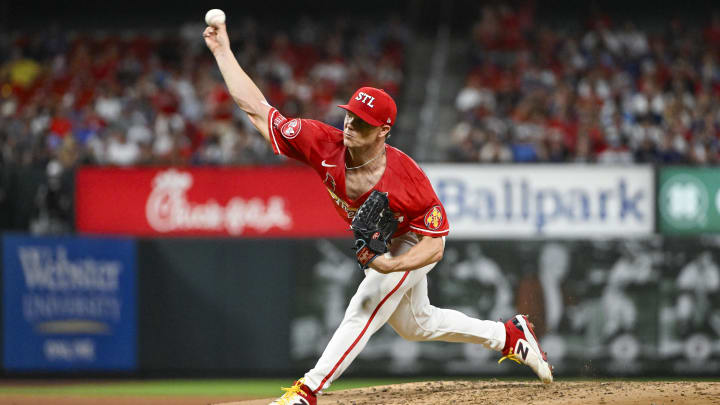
0, 17, 409, 170
4, 4, 720, 169
449, 3, 720, 164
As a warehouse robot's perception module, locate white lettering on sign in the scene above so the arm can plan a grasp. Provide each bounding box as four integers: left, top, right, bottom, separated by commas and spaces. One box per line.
44, 339, 95, 361
19, 247, 121, 291
354, 92, 375, 108
145, 169, 292, 235
23, 294, 121, 321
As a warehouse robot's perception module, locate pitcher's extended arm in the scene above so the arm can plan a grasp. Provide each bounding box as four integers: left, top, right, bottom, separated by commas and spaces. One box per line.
203, 23, 271, 142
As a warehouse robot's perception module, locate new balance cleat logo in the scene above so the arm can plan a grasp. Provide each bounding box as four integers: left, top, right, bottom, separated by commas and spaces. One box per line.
516, 341, 529, 360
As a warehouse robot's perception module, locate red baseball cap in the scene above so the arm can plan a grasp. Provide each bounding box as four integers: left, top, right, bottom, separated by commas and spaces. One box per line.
338, 87, 397, 127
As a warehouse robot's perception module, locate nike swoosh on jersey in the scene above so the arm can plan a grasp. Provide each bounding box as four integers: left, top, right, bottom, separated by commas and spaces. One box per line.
321, 160, 337, 167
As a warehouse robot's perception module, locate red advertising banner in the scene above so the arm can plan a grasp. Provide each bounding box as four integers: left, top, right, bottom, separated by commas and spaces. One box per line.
75, 166, 350, 237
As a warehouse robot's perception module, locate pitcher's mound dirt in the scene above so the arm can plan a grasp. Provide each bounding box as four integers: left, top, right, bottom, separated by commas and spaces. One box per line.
215, 380, 720, 405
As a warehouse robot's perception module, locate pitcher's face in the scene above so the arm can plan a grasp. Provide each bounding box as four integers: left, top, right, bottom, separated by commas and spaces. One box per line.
343, 111, 389, 148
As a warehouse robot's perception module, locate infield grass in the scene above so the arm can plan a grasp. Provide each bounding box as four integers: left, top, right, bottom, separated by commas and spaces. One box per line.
0, 377, 717, 397
0, 378, 430, 397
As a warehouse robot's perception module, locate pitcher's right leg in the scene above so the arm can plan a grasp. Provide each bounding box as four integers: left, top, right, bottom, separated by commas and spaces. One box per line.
302, 268, 418, 394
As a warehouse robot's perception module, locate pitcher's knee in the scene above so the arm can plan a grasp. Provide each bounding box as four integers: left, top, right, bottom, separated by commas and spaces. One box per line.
392, 310, 442, 342
396, 326, 437, 342
393, 326, 425, 341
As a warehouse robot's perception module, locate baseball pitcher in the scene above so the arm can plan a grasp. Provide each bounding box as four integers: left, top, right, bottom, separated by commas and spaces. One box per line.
203, 20, 553, 405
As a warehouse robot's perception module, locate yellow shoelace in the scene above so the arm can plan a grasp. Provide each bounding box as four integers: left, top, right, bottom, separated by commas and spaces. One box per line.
498, 347, 523, 365
277, 379, 306, 405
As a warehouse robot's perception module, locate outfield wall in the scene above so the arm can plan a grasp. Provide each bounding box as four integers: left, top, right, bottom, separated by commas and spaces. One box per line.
2, 234, 719, 376
1, 164, 719, 376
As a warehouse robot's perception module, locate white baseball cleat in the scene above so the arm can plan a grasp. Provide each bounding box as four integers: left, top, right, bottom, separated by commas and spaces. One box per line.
499, 315, 554, 383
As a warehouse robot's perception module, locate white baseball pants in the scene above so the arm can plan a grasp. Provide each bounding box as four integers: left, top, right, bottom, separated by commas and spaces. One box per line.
303, 236, 506, 394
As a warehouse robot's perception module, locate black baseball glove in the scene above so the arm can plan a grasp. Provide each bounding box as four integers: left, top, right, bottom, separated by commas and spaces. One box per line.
351, 190, 399, 270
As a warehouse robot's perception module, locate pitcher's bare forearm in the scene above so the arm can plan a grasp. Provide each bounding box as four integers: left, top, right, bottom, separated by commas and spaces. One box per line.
212, 48, 271, 142
369, 235, 444, 274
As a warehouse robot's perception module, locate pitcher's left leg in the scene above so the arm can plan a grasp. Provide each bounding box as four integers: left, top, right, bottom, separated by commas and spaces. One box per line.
387, 275, 506, 351
387, 277, 552, 383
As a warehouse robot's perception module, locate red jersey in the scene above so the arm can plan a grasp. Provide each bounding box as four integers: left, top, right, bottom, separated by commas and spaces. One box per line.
267, 107, 449, 238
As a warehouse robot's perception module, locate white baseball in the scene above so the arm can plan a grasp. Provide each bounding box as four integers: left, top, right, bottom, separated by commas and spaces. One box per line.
205, 9, 226, 26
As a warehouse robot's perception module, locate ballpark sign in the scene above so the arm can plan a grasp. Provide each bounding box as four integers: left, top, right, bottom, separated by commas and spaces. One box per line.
659, 167, 720, 234
422, 165, 654, 238
75, 167, 348, 237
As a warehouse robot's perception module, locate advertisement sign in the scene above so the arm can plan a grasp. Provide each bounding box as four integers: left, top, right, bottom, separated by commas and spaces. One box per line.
422, 165, 654, 238
659, 167, 720, 234
75, 167, 348, 237
3, 234, 136, 371
291, 237, 720, 376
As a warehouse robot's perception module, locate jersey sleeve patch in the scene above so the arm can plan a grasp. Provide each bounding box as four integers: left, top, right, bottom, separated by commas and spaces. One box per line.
281, 119, 302, 139
423, 205, 444, 230
268, 108, 288, 155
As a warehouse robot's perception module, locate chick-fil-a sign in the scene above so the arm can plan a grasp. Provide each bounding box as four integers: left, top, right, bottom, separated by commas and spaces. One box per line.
75, 167, 349, 237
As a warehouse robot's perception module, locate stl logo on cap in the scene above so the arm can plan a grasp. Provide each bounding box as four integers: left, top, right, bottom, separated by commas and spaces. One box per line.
281, 119, 301, 139
338, 87, 397, 127
424, 206, 443, 230
355, 91, 376, 108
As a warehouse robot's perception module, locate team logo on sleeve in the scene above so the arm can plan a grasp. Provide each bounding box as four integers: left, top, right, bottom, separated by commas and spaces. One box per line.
424, 205, 444, 230
281, 119, 301, 139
